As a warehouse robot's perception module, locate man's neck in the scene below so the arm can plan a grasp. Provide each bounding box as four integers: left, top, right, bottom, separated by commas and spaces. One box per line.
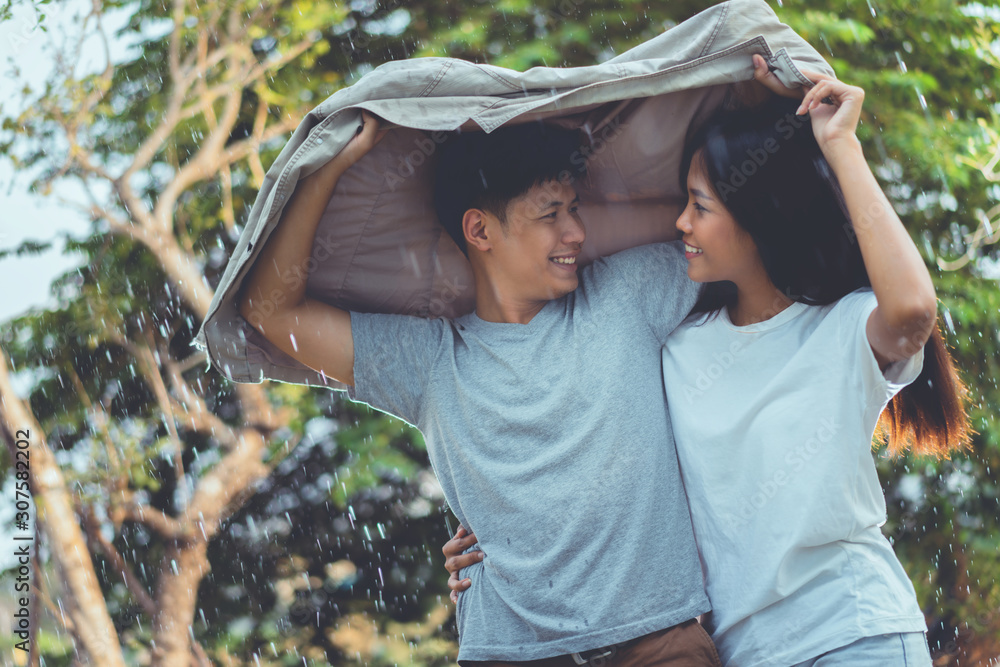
473, 290, 549, 324
469, 265, 551, 324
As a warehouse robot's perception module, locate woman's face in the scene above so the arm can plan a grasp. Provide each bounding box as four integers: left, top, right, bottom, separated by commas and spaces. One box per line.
675, 152, 765, 285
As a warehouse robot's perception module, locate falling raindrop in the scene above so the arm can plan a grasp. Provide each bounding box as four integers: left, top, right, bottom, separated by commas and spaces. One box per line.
894, 51, 907, 74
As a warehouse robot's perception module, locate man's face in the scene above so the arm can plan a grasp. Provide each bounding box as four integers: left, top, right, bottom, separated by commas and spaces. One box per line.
486, 179, 585, 302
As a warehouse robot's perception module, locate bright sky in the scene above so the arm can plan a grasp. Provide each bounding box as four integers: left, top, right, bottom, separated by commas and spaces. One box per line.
0, 2, 139, 571
0, 1, 136, 325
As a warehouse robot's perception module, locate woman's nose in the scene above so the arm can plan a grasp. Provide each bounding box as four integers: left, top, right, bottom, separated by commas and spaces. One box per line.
676, 209, 692, 234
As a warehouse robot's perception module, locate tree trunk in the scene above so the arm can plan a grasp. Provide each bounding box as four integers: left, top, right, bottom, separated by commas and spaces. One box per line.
149, 426, 270, 666
0, 350, 127, 667
150, 540, 210, 667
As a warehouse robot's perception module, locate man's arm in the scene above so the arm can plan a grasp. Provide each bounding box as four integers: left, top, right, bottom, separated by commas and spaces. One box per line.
238, 111, 386, 385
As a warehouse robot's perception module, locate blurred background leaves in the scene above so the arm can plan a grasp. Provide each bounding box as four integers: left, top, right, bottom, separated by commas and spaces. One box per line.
1, 0, 998, 664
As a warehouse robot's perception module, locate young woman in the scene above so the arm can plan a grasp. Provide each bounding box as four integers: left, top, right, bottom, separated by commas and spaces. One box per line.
443, 69, 970, 666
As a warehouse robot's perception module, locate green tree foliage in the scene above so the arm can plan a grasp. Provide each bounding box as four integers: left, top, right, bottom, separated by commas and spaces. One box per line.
1, 0, 998, 664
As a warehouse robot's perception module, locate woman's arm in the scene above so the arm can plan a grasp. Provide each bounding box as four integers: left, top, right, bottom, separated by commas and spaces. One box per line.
798, 77, 936, 368
442, 526, 484, 603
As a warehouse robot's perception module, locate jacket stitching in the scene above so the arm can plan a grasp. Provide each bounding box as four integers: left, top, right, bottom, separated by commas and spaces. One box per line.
773, 48, 813, 85
578, 37, 773, 93
269, 110, 346, 220
471, 98, 509, 129
473, 63, 521, 90
419, 60, 453, 97
482, 37, 781, 129
699, 0, 731, 58
489, 36, 773, 126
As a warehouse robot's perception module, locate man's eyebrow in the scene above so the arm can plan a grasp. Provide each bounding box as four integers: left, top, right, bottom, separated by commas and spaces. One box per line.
690, 187, 715, 202
539, 195, 581, 210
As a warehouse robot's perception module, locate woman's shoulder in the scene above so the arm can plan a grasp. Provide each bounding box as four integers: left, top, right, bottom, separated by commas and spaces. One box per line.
824, 287, 877, 324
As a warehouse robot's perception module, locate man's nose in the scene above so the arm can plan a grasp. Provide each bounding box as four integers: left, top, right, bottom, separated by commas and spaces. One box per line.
563, 214, 585, 244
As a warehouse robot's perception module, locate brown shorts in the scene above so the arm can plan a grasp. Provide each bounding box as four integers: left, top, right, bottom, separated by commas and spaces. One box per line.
461, 618, 723, 667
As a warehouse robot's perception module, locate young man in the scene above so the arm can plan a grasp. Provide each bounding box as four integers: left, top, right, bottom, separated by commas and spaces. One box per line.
239, 111, 718, 666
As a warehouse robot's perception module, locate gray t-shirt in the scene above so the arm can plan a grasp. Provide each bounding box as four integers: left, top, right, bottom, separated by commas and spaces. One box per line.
348, 242, 709, 662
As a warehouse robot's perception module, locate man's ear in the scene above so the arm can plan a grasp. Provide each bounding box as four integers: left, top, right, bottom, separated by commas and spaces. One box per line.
463, 209, 492, 253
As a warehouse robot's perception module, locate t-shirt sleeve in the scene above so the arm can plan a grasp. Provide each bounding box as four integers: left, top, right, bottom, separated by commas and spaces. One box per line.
588, 241, 702, 343
838, 289, 924, 404
347, 311, 448, 427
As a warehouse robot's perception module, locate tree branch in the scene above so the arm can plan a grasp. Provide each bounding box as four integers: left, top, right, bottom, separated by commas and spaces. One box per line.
116, 331, 189, 499
80, 504, 157, 617
0, 348, 126, 666
163, 358, 238, 448
120, 491, 194, 541
64, 362, 125, 494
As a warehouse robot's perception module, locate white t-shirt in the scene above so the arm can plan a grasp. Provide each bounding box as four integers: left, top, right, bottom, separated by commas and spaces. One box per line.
661, 288, 927, 667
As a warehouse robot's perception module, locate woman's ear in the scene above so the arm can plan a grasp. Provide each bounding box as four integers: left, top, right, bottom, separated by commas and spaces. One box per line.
463, 209, 491, 253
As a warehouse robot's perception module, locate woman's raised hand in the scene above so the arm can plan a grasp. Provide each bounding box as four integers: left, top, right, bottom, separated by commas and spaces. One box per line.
750, 54, 864, 155
443, 525, 484, 604
795, 73, 865, 155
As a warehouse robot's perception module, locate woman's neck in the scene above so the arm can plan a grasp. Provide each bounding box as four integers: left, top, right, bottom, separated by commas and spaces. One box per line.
730, 274, 795, 327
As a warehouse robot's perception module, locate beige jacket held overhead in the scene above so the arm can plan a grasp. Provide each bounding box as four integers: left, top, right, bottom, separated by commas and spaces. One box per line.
195, 0, 833, 389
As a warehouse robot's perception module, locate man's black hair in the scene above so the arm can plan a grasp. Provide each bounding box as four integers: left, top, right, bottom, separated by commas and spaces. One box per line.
433, 122, 586, 256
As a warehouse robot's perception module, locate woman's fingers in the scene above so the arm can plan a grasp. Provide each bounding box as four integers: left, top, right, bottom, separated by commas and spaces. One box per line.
442, 525, 482, 605
445, 549, 485, 574
442, 531, 479, 557
798, 77, 863, 113
796, 78, 866, 149
448, 569, 469, 605
448, 570, 472, 593
797, 80, 838, 115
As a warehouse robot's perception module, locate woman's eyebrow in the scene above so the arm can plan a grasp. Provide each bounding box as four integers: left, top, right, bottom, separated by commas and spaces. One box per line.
690, 187, 715, 202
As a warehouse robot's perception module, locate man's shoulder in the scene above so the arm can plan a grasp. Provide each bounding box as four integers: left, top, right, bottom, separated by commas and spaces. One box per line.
351, 310, 454, 343
581, 241, 685, 284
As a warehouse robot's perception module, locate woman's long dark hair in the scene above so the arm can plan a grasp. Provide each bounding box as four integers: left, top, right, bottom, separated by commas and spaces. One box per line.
679, 97, 970, 457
